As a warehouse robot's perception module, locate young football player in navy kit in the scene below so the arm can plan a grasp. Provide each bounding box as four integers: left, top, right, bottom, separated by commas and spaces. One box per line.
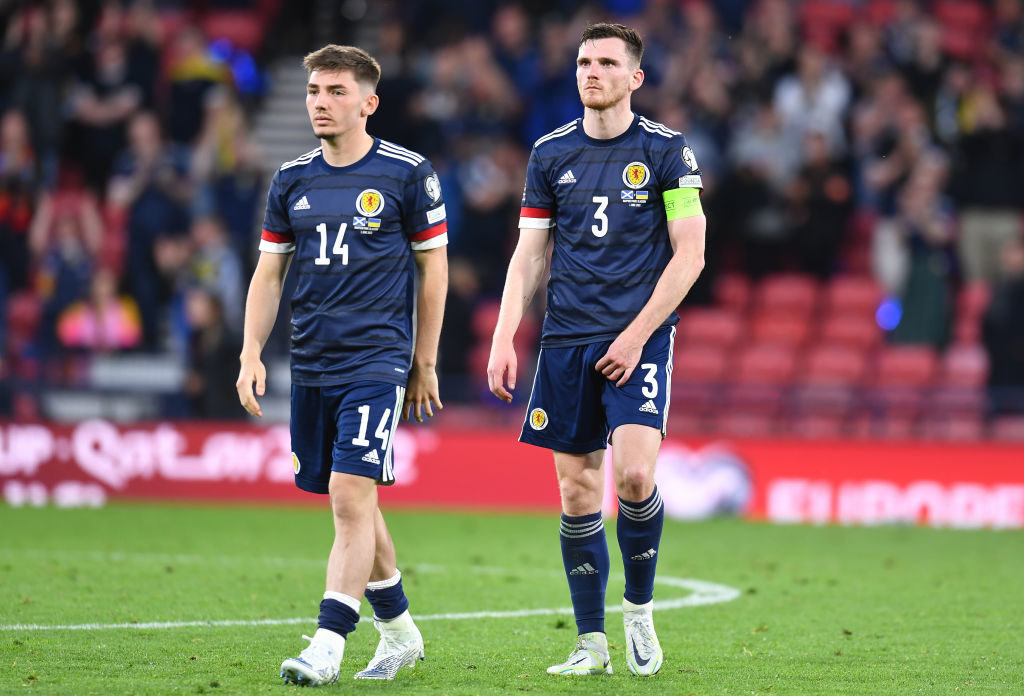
487, 23, 706, 677
236, 45, 447, 685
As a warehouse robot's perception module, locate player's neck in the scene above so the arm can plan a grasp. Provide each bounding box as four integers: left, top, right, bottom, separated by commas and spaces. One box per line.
320, 131, 374, 167
581, 103, 634, 140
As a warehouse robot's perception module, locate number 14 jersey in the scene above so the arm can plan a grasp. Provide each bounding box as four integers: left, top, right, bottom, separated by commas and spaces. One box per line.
519, 114, 702, 347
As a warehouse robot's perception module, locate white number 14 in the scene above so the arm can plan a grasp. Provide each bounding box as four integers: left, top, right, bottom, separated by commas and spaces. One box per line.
315, 222, 349, 266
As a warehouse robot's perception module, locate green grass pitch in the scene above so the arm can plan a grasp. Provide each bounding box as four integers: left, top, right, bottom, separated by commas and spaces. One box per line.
1, 503, 1022, 695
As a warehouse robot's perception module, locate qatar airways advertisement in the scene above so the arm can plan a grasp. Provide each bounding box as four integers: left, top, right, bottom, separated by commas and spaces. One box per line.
1, 420, 1022, 529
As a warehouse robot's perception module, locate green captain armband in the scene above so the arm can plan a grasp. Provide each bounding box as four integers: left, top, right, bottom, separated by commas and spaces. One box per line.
663, 186, 702, 220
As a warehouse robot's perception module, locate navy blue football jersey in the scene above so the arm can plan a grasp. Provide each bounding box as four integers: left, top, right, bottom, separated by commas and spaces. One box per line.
260, 140, 448, 387
520, 114, 703, 347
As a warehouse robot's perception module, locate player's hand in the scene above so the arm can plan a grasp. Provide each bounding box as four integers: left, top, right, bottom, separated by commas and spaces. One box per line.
595, 333, 643, 387
404, 362, 443, 423
236, 356, 267, 418
487, 340, 517, 403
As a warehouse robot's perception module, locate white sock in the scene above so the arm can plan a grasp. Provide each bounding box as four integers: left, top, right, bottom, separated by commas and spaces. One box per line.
312, 628, 346, 658
322, 590, 361, 613
365, 569, 402, 591
376, 608, 415, 631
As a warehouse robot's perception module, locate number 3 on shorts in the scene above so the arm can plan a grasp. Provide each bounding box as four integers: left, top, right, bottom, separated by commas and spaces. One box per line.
640, 363, 657, 398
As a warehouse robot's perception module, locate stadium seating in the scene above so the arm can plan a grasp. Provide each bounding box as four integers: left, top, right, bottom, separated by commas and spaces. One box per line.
818, 312, 883, 352
676, 307, 744, 349
753, 274, 820, 317
824, 275, 882, 317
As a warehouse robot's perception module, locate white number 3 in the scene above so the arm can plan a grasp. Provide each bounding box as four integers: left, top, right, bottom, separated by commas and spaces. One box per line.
641, 363, 658, 398
591, 196, 609, 237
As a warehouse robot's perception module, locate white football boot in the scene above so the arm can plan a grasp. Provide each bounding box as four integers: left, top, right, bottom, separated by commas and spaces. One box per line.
353, 610, 424, 680
623, 598, 663, 676
546, 631, 613, 675
280, 631, 343, 686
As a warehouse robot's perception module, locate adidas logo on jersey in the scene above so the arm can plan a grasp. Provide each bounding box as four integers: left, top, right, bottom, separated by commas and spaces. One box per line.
639, 400, 659, 415
557, 170, 576, 184
361, 449, 380, 464
631, 548, 657, 561
293, 195, 310, 210
569, 563, 599, 575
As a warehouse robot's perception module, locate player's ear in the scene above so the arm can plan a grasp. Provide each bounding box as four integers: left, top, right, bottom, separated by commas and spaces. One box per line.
630, 67, 645, 92
361, 92, 379, 117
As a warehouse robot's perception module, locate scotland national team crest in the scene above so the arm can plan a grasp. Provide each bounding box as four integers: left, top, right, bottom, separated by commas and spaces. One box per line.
424, 173, 441, 203
529, 408, 548, 431
622, 161, 650, 189
356, 188, 385, 217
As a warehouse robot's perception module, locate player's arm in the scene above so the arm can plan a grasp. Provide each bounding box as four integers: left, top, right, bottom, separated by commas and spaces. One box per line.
236, 250, 292, 417
405, 246, 447, 423
596, 196, 706, 386
487, 226, 550, 403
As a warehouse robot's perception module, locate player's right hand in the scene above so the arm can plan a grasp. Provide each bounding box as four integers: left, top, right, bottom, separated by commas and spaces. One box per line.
487, 341, 517, 404
236, 356, 267, 418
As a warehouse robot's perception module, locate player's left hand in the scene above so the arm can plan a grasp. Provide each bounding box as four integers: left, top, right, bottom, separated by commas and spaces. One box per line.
595, 334, 644, 387
404, 363, 443, 423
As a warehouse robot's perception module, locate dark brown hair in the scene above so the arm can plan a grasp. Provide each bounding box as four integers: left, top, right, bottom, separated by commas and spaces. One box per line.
302, 44, 381, 89
579, 23, 644, 67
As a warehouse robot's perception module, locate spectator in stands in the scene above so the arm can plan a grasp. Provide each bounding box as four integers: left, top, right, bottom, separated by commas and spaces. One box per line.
439, 257, 480, 401
28, 191, 104, 359
949, 83, 1024, 284
884, 152, 956, 348
56, 266, 141, 352
191, 90, 264, 261
773, 44, 851, 156
788, 129, 852, 278
982, 237, 1024, 416
0, 109, 37, 295
108, 111, 193, 349
186, 214, 244, 334
67, 39, 144, 191
166, 25, 230, 145
183, 287, 243, 420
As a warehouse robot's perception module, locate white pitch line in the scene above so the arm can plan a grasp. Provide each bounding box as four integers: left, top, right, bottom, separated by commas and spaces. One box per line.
0, 576, 739, 632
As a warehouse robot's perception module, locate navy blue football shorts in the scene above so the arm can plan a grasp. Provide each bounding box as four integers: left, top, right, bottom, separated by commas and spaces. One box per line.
289, 381, 405, 494
519, 326, 676, 454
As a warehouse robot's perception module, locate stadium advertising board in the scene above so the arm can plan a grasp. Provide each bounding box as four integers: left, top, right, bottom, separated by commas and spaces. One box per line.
1, 421, 1022, 528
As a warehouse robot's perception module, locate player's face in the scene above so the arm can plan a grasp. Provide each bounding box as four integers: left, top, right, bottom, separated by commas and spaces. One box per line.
306, 69, 377, 140
576, 38, 643, 111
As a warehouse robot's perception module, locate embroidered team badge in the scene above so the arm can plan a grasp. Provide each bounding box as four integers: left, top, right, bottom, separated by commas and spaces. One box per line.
529, 408, 549, 431
356, 189, 384, 216
622, 162, 650, 189
424, 173, 441, 203
291, 452, 301, 475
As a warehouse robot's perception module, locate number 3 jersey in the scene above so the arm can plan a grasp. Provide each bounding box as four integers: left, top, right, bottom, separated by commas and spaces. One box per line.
260, 140, 447, 387
519, 114, 702, 347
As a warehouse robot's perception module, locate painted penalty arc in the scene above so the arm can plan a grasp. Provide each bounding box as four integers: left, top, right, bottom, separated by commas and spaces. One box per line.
0, 576, 740, 632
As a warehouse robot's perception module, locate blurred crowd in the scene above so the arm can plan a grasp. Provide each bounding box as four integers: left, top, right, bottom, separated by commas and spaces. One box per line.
2, 0, 1024, 426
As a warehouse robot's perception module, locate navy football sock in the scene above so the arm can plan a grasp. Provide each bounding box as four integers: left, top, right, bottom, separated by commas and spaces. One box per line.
617, 486, 664, 605
559, 512, 609, 635
317, 597, 360, 638
364, 570, 410, 620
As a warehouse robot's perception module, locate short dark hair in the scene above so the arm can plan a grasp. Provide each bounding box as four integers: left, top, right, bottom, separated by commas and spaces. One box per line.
302, 44, 381, 89
579, 23, 644, 67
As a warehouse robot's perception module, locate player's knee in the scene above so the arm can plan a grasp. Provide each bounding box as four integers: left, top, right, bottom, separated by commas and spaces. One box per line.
615, 466, 654, 501
558, 476, 601, 514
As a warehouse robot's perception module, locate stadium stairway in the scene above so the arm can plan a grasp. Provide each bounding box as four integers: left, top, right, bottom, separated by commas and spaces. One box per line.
252, 57, 321, 173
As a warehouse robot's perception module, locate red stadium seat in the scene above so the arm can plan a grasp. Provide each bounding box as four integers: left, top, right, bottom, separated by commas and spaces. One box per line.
824, 275, 882, 317
791, 345, 866, 426
471, 300, 502, 340
724, 344, 798, 416
920, 414, 985, 441
672, 345, 728, 417
863, 0, 898, 26
940, 343, 989, 387
956, 281, 991, 321
676, 308, 744, 349
714, 272, 750, 312
800, 344, 868, 386
750, 312, 812, 349
865, 345, 939, 419
799, 0, 856, 52
754, 274, 820, 316
991, 416, 1024, 441
201, 11, 267, 53
818, 313, 883, 352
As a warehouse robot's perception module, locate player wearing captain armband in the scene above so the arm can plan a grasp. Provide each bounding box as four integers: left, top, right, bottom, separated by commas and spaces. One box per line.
487, 22, 705, 678
236, 44, 447, 686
